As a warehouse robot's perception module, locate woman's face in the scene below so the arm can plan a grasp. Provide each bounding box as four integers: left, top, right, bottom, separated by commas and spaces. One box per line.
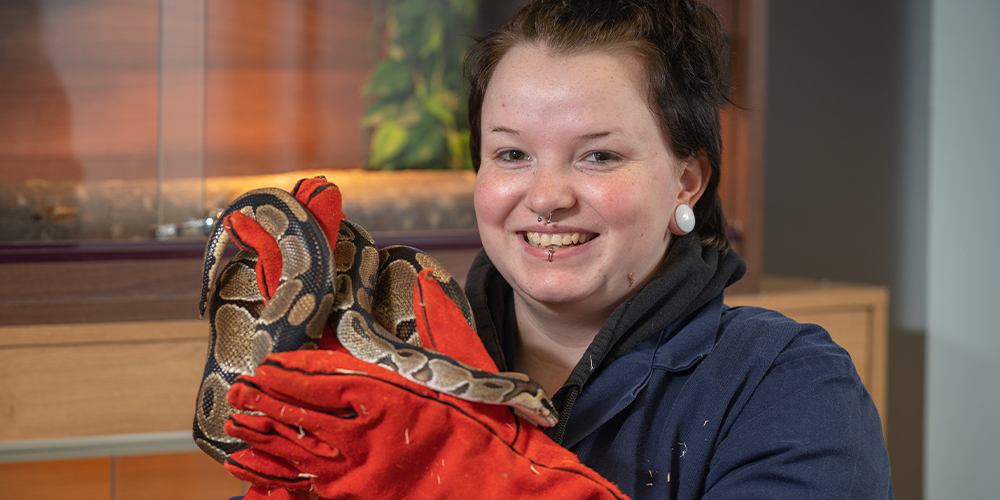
475, 44, 696, 314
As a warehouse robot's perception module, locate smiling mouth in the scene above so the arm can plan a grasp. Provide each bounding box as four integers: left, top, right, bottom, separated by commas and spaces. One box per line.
523, 231, 594, 249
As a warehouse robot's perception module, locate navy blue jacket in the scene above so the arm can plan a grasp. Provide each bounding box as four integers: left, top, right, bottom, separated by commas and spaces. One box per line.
466, 235, 893, 499
551, 295, 893, 499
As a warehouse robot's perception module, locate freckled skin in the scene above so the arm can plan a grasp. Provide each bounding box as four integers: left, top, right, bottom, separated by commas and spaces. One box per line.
474, 44, 692, 317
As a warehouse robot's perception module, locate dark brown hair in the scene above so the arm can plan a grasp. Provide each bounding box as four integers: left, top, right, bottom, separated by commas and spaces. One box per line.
465, 0, 730, 252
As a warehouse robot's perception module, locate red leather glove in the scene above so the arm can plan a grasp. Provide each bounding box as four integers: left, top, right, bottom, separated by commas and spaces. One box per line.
223, 270, 628, 500
223, 176, 345, 303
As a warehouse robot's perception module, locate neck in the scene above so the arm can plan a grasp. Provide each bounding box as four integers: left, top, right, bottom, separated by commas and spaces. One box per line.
512, 293, 616, 396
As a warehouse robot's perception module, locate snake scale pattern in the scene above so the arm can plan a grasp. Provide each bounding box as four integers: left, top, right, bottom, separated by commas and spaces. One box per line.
193, 184, 557, 463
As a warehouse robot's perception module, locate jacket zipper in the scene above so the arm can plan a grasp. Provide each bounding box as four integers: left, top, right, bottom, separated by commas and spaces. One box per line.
552, 385, 580, 445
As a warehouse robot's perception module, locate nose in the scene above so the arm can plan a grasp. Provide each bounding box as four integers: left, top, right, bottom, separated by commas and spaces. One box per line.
524, 163, 575, 222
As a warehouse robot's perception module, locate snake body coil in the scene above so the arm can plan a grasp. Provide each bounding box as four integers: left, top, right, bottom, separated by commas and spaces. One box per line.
194, 185, 557, 464
194, 188, 334, 462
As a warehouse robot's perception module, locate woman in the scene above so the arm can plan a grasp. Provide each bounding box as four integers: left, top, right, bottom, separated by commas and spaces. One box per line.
462, 0, 892, 497
225, 0, 893, 498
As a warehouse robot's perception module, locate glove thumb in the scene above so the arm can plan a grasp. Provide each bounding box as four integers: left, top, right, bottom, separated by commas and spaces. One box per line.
413, 268, 499, 373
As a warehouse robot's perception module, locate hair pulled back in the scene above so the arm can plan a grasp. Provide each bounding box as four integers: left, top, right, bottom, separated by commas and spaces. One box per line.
465, 0, 730, 252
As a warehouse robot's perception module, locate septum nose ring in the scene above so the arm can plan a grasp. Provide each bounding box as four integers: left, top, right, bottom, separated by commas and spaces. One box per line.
537, 213, 553, 224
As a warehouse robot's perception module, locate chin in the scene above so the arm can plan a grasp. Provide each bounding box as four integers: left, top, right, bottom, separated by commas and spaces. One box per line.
515, 278, 604, 308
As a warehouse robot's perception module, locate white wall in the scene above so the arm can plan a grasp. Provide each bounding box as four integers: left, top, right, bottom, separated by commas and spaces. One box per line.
925, 0, 1000, 497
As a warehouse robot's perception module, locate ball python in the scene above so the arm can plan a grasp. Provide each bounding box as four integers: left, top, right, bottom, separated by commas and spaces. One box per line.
193, 185, 557, 464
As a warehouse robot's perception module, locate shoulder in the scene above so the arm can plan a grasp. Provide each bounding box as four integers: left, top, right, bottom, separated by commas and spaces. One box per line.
711, 304, 868, 428
696, 305, 892, 498
717, 304, 854, 375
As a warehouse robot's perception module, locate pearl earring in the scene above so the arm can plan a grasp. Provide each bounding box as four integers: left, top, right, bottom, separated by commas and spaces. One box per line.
674, 204, 695, 234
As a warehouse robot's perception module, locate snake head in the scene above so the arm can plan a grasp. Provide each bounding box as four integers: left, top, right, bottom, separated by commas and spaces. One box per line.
507, 381, 560, 428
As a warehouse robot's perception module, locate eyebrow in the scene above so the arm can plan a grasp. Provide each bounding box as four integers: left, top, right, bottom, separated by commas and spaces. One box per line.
576, 131, 612, 140
489, 127, 614, 141
490, 126, 520, 136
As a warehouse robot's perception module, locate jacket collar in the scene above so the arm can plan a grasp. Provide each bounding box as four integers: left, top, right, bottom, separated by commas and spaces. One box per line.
464, 232, 746, 433
556, 294, 726, 448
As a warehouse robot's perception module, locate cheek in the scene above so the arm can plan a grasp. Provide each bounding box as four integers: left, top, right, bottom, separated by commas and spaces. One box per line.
585, 176, 659, 223
584, 174, 674, 241
473, 171, 516, 227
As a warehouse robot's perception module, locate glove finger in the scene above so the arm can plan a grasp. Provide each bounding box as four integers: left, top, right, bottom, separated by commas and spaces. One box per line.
224, 211, 282, 300
227, 413, 342, 459
291, 177, 344, 246
224, 448, 310, 490
243, 486, 311, 500
227, 377, 363, 433
244, 351, 436, 409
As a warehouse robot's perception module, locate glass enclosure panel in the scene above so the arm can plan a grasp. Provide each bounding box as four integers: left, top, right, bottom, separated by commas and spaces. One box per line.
1, 0, 163, 242
1, 0, 516, 246
159, 0, 207, 238
204, 0, 372, 177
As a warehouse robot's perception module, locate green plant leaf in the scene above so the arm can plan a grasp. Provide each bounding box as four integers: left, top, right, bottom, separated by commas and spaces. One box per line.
370, 119, 409, 167
418, 91, 456, 126
396, 96, 422, 126
419, 15, 444, 58
447, 0, 476, 21
363, 60, 413, 97
405, 117, 448, 167
361, 0, 478, 170
361, 100, 401, 127
445, 128, 472, 170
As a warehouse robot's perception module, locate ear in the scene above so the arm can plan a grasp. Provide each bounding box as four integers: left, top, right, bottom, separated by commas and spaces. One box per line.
668, 151, 711, 236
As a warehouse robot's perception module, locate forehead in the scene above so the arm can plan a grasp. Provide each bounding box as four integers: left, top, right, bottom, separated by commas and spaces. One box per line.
486, 43, 649, 107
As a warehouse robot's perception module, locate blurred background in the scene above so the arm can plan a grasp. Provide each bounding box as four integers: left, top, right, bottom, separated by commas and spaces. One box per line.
1, 0, 997, 499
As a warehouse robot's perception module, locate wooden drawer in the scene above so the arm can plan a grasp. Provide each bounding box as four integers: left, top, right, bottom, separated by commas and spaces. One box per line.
0, 320, 208, 441
0, 452, 242, 500
726, 276, 889, 433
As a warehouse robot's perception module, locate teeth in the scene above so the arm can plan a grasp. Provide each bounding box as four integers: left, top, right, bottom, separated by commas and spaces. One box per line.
525, 232, 590, 248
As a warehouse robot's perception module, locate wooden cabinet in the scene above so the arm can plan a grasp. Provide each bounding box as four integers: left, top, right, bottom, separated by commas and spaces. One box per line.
0, 272, 888, 445
726, 276, 889, 432
0, 270, 887, 495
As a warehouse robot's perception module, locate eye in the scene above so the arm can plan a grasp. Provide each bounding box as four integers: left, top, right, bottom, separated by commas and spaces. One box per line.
498, 149, 530, 162
583, 151, 620, 163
